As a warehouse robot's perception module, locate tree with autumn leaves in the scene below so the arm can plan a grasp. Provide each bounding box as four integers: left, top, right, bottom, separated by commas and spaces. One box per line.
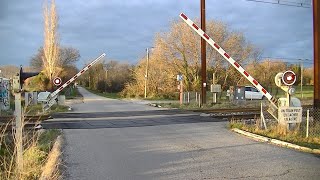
122, 19, 260, 98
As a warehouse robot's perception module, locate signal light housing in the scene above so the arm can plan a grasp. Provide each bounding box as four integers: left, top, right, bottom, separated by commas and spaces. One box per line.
12, 66, 39, 92
282, 70, 296, 86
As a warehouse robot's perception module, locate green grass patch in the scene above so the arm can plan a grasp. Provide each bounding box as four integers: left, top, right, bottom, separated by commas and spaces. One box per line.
64, 86, 83, 99
38, 129, 61, 153
25, 104, 69, 115
0, 109, 14, 116
50, 104, 70, 113
85, 87, 121, 99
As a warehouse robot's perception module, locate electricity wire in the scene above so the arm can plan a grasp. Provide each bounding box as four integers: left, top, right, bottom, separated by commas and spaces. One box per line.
245, 0, 311, 8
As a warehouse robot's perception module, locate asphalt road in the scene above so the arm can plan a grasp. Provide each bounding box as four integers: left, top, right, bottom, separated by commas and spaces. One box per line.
43, 87, 320, 180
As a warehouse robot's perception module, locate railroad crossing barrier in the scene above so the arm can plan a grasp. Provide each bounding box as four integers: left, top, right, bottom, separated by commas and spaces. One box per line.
179, 13, 278, 109
42, 53, 106, 111
179, 13, 305, 129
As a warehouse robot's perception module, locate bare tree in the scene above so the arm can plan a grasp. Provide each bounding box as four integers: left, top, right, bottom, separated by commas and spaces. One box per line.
0, 65, 19, 78
59, 47, 80, 66
42, 0, 61, 89
30, 46, 80, 71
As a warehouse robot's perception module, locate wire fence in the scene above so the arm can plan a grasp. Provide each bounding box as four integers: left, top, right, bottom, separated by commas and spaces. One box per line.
304, 108, 320, 137
178, 91, 319, 138
250, 106, 320, 139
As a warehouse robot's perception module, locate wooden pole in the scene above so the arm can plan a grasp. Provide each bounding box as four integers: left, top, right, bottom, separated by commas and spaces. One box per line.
201, 0, 206, 105
313, 0, 320, 108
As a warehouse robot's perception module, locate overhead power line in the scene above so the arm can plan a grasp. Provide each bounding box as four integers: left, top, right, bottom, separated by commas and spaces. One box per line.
245, 0, 311, 8
261, 56, 312, 61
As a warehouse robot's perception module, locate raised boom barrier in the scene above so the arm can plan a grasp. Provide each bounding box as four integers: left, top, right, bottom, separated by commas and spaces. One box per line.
179, 13, 278, 109
43, 53, 106, 110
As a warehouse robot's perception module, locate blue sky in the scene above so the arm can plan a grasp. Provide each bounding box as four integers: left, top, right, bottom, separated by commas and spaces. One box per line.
0, 0, 313, 68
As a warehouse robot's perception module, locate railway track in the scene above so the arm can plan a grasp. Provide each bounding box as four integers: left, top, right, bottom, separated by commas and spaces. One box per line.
0, 105, 315, 130
194, 107, 260, 113
196, 105, 314, 120
0, 115, 51, 133
0, 115, 51, 124
194, 105, 313, 114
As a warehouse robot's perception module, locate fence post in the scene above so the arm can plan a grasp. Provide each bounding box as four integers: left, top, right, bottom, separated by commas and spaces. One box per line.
198, 94, 201, 107
196, 92, 198, 104
187, 92, 190, 104
261, 102, 267, 130
306, 110, 309, 138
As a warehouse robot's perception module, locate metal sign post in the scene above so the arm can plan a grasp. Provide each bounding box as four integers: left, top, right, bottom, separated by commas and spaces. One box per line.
177, 75, 183, 105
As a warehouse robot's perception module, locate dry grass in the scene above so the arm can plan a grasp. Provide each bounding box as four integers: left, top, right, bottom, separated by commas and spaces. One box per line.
0, 117, 61, 180
229, 118, 320, 149
40, 136, 62, 180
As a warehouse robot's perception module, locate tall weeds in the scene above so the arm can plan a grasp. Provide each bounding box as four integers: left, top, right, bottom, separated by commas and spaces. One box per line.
0, 110, 60, 179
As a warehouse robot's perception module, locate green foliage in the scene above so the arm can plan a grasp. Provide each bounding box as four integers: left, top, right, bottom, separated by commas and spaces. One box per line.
26, 72, 50, 91
79, 61, 133, 94
25, 103, 69, 116
38, 129, 61, 153
85, 87, 121, 99
64, 86, 83, 99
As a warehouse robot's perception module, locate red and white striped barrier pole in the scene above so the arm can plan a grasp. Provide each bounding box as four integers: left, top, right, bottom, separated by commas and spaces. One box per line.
179, 13, 278, 107
50, 53, 106, 98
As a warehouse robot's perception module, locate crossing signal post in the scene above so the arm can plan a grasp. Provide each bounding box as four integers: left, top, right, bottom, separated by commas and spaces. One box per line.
13, 66, 39, 175
179, 13, 303, 128
275, 70, 297, 106
275, 71, 302, 129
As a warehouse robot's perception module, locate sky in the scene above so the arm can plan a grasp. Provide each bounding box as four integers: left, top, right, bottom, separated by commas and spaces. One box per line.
0, 0, 314, 68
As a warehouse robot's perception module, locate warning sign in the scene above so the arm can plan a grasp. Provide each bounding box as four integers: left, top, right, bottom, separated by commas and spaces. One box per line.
278, 107, 302, 123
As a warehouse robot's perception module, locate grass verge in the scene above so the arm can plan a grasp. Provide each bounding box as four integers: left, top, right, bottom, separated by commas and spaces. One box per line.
157, 100, 267, 110
24, 104, 70, 116
0, 122, 61, 180
64, 86, 83, 100
84, 87, 121, 99
229, 120, 320, 150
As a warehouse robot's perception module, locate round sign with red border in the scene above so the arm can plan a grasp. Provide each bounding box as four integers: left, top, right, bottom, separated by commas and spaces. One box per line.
282, 70, 296, 86
53, 77, 62, 86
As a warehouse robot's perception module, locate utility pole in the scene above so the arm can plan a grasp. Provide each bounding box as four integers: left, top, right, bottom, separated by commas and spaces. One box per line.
300, 59, 303, 98
144, 48, 150, 98
201, 0, 207, 105
314, 0, 320, 108
15, 92, 23, 175
12, 67, 39, 177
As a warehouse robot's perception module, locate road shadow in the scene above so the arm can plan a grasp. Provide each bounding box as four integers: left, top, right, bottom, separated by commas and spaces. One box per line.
43, 110, 226, 129
51, 109, 193, 118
